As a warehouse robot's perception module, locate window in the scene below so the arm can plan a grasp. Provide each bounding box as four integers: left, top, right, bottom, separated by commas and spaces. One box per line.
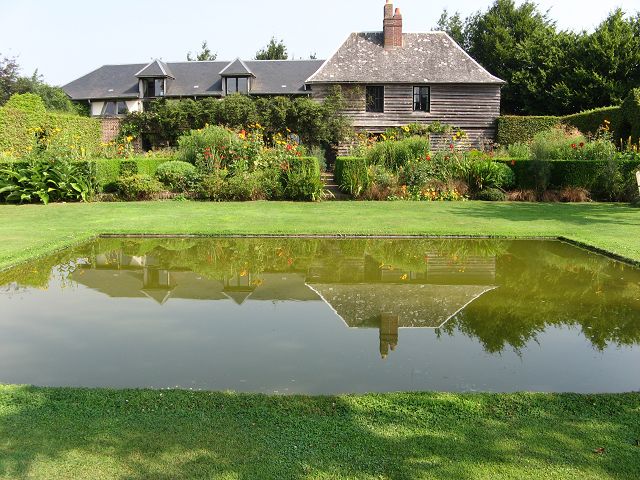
366, 86, 384, 113
101, 101, 129, 116
413, 86, 430, 112
226, 77, 249, 95
142, 78, 165, 98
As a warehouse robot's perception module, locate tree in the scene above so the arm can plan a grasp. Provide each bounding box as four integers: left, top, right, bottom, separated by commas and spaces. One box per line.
436, 9, 466, 47
0, 53, 20, 105
255, 37, 288, 60
187, 41, 217, 61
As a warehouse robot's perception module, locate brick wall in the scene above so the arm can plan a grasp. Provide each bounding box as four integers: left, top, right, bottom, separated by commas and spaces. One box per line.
100, 117, 142, 151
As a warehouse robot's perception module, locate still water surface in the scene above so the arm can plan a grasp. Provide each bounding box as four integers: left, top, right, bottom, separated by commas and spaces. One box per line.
0, 237, 638, 393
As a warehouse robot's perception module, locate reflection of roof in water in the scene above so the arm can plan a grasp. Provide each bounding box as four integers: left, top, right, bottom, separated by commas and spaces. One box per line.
308, 283, 496, 328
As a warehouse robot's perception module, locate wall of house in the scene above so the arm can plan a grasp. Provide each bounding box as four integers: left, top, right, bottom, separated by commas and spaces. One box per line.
90, 100, 142, 117
313, 83, 501, 147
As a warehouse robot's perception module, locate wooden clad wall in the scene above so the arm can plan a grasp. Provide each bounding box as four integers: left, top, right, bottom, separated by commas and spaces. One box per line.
313, 83, 501, 146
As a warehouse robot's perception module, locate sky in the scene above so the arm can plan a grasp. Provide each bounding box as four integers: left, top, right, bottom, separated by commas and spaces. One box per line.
1, 0, 638, 86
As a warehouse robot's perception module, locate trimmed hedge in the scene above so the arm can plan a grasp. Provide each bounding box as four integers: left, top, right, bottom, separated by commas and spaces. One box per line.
562, 106, 622, 139
496, 159, 640, 200
335, 156, 369, 195
0, 94, 101, 158
496, 116, 560, 146
288, 156, 321, 177
621, 88, 640, 144
94, 157, 173, 189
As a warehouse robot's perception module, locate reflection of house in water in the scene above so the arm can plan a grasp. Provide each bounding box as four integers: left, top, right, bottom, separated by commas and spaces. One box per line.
73, 250, 497, 357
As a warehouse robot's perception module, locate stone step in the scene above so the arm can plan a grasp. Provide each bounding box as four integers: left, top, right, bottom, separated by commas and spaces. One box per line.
321, 172, 351, 201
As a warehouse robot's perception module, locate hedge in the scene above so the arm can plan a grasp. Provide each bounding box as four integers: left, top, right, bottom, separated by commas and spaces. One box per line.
288, 156, 320, 177
0, 94, 101, 158
621, 88, 640, 144
335, 156, 369, 195
496, 158, 640, 200
496, 116, 560, 146
562, 106, 623, 139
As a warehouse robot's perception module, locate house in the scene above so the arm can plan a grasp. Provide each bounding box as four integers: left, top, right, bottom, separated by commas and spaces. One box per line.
63, 1, 503, 145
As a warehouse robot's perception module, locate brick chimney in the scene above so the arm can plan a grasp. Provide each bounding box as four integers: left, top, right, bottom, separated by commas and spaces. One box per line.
383, 1, 403, 49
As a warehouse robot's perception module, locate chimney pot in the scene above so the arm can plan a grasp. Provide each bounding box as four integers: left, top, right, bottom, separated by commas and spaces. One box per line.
383, 2, 403, 49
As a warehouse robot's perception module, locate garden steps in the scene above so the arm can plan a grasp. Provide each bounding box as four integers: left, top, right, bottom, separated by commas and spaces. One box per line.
321, 171, 350, 200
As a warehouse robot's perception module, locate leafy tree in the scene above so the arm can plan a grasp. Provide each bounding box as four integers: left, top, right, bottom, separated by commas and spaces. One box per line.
0, 53, 20, 105
436, 9, 466, 47
187, 41, 217, 61
255, 37, 288, 60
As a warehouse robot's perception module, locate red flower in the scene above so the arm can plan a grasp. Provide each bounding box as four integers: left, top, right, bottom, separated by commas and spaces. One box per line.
426, 155, 431, 161
286, 144, 293, 151
511, 160, 516, 166
449, 144, 454, 150
571, 143, 577, 149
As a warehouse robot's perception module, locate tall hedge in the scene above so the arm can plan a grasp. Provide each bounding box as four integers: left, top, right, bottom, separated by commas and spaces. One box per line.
496, 159, 640, 200
620, 88, 640, 144
562, 106, 623, 139
0, 93, 101, 158
496, 116, 560, 145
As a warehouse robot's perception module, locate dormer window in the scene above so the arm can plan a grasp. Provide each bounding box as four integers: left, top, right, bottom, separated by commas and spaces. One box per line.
226, 77, 249, 95
142, 78, 165, 98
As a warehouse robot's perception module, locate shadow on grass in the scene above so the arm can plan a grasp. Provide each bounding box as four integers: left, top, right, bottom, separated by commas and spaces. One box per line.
0, 387, 639, 479
453, 202, 640, 227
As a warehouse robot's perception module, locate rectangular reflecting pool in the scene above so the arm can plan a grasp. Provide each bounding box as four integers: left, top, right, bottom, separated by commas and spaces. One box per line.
0, 237, 639, 394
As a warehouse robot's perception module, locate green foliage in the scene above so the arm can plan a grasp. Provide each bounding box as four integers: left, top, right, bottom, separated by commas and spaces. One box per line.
530, 127, 587, 161
115, 174, 163, 201
474, 187, 507, 201
282, 157, 323, 201
335, 157, 369, 197
498, 158, 640, 201
438, 1, 640, 115
466, 160, 515, 192
121, 92, 350, 149
0, 159, 94, 204
178, 125, 243, 169
187, 41, 217, 61
0, 93, 101, 158
562, 106, 623, 139
93, 157, 172, 191
620, 88, 640, 144
496, 115, 560, 145
255, 37, 288, 60
365, 136, 430, 170
197, 170, 229, 201
506, 142, 531, 159
155, 160, 199, 192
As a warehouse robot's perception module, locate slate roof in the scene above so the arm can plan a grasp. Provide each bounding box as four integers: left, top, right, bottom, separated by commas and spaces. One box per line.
219, 58, 254, 76
136, 59, 174, 78
63, 60, 325, 100
307, 31, 504, 84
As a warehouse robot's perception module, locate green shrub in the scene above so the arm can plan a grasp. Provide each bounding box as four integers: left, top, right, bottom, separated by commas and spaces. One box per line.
507, 142, 531, 159
496, 115, 560, 145
197, 170, 229, 201
155, 160, 199, 192
282, 167, 324, 202
363, 165, 400, 200
466, 160, 515, 192
365, 136, 430, 170
497, 158, 640, 201
0, 159, 94, 204
335, 157, 369, 197
530, 127, 587, 161
115, 174, 163, 201
398, 160, 434, 189
225, 172, 258, 201
620, 87, 640, 144
177, 125, 243, 169
93, 158, 172, 191
474, 187, 506, 201
119, 160, 138, 176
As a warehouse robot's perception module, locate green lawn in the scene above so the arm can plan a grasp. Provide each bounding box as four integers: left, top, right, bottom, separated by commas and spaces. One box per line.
1, 200, 639, 271
1, 200, 639, 479
1, 386, 638, 480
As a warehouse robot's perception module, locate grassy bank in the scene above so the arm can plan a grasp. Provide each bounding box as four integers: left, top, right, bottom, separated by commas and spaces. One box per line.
1, 201, 640, 271
0, 386, 638, 479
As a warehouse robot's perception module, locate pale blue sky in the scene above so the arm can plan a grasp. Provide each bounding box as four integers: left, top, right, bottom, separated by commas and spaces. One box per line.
1, 0, 638, 86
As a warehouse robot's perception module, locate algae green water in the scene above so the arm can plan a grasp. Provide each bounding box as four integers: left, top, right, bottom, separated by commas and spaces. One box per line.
0, 237, 638, 393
